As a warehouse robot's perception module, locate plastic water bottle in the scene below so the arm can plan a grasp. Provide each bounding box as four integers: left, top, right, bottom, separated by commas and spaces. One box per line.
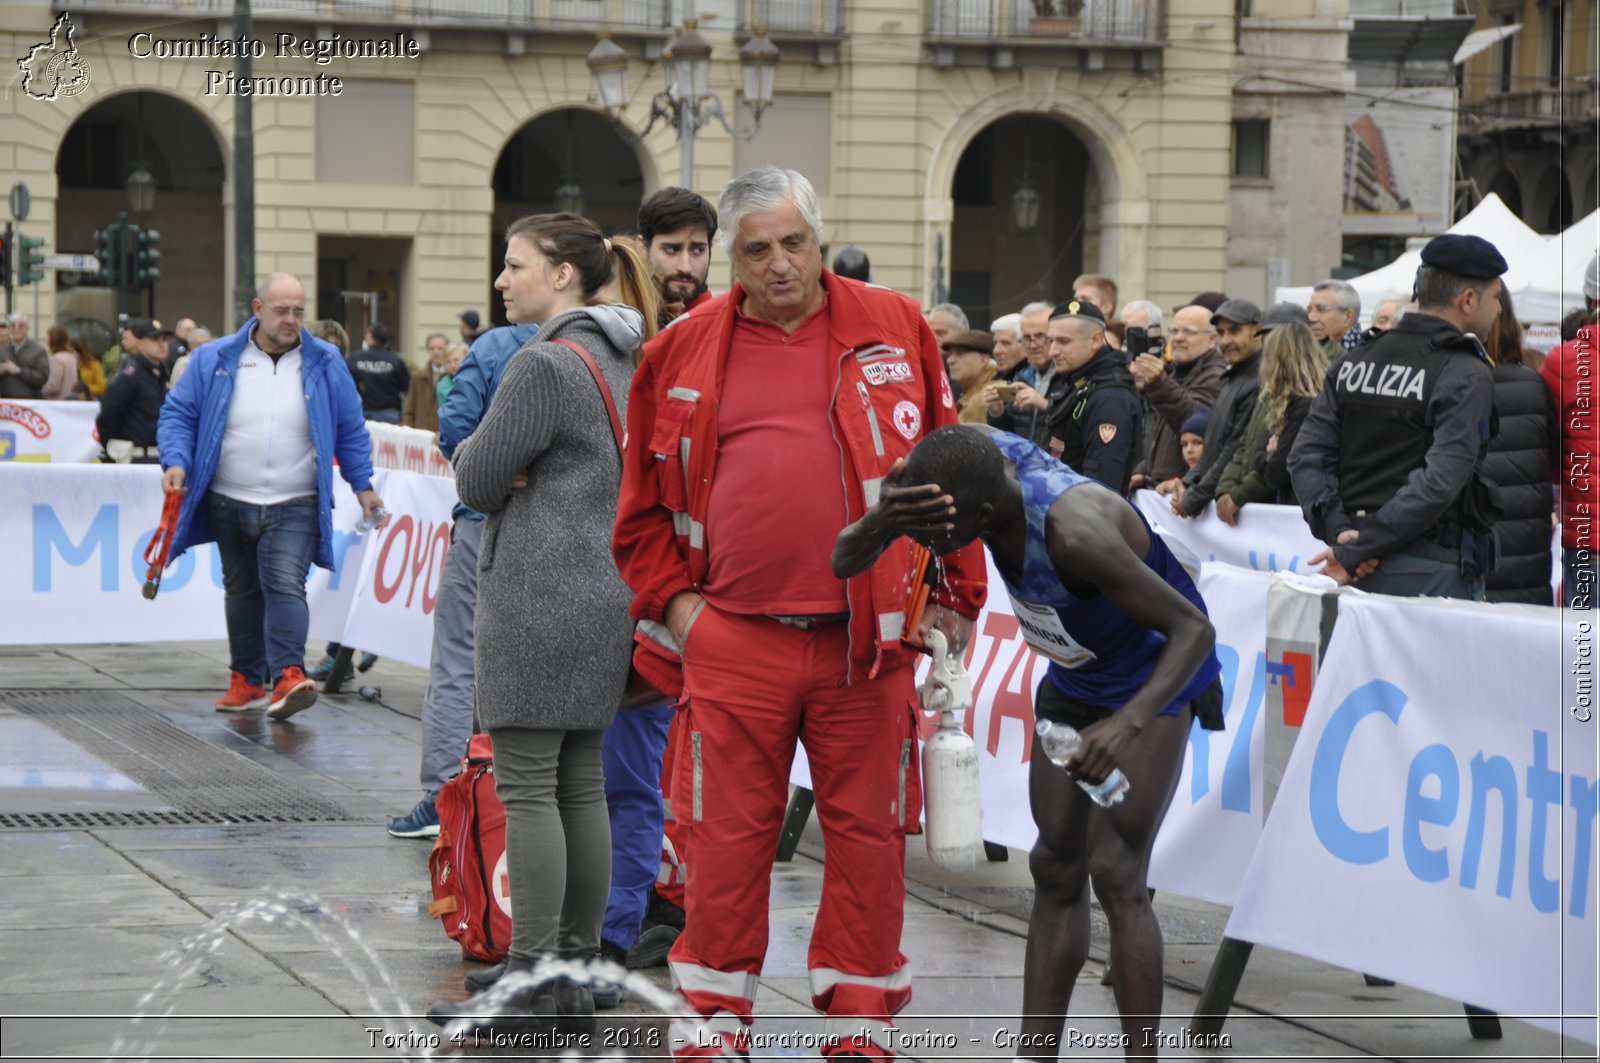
353, 506, 389, 533
1034, 718, 1130, 808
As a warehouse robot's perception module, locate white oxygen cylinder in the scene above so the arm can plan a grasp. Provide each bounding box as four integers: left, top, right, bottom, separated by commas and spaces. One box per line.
919, 629, 986, 871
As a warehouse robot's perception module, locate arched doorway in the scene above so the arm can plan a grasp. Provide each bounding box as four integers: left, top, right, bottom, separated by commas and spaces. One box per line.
488, 108, 647, 327
56, 91, 227, 333
1531, 167, 1573, 233
949, 114, 1092, 327
1487, 170, 1523, 219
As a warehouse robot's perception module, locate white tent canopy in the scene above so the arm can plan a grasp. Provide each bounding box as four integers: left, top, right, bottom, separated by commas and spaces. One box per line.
1500, 210, 1599, 325
1275, 194, 1548, 323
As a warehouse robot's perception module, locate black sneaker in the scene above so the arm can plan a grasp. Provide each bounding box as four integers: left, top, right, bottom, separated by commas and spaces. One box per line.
465, 949, 624, 1010
464, 961, 506, 994
425, 978, 558, 1037
626, 923, 679, 969
552, 976, 597, 1037
643, 888, 686, 931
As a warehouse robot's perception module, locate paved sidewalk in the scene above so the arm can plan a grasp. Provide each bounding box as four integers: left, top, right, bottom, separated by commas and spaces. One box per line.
0, 641, 1583, 1061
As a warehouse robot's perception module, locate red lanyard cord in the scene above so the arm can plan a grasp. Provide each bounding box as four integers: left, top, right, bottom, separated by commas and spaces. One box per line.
141, 487, 183, 600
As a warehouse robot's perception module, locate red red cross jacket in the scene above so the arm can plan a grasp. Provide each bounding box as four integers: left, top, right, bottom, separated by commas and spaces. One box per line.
613, 271, 988, 695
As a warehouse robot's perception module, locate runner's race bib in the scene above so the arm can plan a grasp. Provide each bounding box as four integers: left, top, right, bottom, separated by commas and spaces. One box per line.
1008, 594, 1097, 669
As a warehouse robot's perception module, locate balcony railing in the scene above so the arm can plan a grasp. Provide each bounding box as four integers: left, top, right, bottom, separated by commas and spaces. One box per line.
738, 0, 842, 37
1464, 83, 1600, 125
928, 0, 1158, 42
64, 0, 672, 34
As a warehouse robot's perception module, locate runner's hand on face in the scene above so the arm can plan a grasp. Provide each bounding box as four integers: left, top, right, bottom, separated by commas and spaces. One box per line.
865, 458, 956, 544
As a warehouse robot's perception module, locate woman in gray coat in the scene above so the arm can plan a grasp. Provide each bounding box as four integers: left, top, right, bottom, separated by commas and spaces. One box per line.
429, 213, 659, 1036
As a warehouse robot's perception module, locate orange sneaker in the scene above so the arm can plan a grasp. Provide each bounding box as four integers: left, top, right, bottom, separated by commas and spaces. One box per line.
267, 666, 318, 720
215, 671, 269, 712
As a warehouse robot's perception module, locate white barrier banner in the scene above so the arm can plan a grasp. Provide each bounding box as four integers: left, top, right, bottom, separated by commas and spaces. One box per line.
0, 400, 102, 463
367, 420, 454, 478
1147, 564, 1275, 904
0, 465, 443, 651
1227, 594, 1598, 1044
1134, 490, 1326, 575
337, 470, 462, 669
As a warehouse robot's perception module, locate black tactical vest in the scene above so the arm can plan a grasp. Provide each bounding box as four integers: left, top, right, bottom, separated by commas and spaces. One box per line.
1334, 325, 1482, 515
1051, 356, 1139, 472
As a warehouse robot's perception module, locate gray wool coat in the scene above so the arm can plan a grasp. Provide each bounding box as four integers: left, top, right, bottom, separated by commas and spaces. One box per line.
452, 305, 644, 732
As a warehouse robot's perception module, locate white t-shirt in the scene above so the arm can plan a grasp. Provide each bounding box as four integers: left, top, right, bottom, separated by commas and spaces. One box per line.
210, 336, 318, 505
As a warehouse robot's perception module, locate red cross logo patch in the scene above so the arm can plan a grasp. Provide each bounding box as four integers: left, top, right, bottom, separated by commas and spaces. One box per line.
892, 400, 922, 440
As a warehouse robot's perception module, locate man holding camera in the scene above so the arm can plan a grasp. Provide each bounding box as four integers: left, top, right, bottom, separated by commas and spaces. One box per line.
1129, 304, 1226, 489
984, 302, 1060, 446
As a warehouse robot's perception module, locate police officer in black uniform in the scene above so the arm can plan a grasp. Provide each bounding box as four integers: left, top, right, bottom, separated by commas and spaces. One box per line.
96, 318, 171, 464
1043, 298, 1142, 493
1289, 234, 1506, 599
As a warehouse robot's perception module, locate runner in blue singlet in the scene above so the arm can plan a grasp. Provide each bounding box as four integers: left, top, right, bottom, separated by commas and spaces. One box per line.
832, 423, 1221, 1062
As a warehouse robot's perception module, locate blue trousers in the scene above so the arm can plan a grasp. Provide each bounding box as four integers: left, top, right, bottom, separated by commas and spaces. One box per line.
206, 492, 319, 685
601, 701, 673, 950
420, 517, 481, 796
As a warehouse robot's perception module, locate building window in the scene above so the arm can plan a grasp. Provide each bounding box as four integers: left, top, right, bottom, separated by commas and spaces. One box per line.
1499, 14, 1515, 93
317, 80, 415, 185
1233, 119, 1269, 179
1545, 1, 1566, 87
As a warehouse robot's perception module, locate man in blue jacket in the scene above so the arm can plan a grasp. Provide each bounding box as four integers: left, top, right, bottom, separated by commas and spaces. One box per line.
386, 322, 537, 839
157, 272, 384, 719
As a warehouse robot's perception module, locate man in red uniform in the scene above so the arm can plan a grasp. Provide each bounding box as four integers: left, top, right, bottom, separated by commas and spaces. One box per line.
614, 166, 986, 1061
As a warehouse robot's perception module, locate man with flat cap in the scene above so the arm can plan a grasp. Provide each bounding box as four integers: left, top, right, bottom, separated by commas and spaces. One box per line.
1043, 298, 1142, 493
1289, 233, 1506, 599
1169, 298, 1265, 517
943, 328, 999, 424
97, 318, 171, 463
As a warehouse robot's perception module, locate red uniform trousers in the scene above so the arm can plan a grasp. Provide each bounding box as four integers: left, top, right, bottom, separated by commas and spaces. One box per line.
657, 715, 688, 906
667, 604, 918, 1061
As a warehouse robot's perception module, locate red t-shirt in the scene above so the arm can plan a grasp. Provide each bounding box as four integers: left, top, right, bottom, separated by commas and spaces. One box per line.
701, 300, 851, 615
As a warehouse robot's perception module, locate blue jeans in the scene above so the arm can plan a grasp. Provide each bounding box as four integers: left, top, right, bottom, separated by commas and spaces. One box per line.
1565, 548, 1597, 608
207, 492, 319, 685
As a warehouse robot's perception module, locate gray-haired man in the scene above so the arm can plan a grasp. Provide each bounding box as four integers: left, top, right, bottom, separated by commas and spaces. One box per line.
1309, 279, 1362, 359
0, 314, 49, 399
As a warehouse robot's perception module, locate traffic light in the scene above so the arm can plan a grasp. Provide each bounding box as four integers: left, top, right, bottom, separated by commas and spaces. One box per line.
1, 223, 11, 292
16, 235, 45, 286
94, 225, 121, 288
134, 229, 160, 285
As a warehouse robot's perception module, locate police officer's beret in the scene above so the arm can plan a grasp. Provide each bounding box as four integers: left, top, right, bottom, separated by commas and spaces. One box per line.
1419, 234, 1508, 280
1049, 299, 1106, 325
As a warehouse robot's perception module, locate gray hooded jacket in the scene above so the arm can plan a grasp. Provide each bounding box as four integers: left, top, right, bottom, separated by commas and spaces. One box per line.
453, 304, 645, 731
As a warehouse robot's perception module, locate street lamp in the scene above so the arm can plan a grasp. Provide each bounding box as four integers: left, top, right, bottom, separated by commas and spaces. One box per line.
1011, 184, 1042, 233
126, 166, 156, 217
586, 12, 781, 186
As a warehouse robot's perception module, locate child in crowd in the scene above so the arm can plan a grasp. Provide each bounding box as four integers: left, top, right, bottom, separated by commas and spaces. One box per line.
1179, 409, 1209, 470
